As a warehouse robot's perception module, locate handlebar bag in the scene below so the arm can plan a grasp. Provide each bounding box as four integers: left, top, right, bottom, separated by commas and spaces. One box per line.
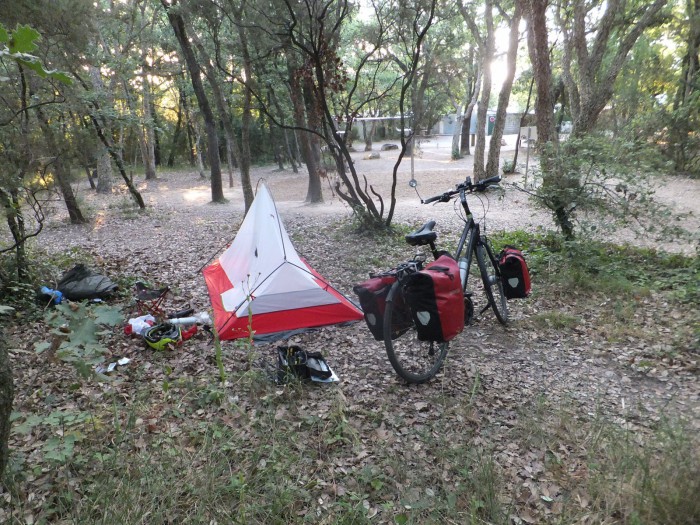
498, 246, 531, 299
354, 275, 411, 340
403, 255, 464, 342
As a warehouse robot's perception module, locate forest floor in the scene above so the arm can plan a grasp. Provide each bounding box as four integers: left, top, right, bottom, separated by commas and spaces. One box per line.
2, 137, 699, 524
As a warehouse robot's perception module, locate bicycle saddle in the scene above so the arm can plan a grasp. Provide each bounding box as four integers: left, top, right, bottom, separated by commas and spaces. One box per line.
405, 220, 437, 246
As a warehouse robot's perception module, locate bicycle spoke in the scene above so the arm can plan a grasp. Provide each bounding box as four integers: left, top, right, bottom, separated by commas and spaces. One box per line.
384, 284, 449, 384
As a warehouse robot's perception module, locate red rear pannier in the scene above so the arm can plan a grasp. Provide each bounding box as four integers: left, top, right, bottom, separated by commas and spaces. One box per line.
354, 275, 411, 340
498, 246, 531, 299
403, 255, 464, 342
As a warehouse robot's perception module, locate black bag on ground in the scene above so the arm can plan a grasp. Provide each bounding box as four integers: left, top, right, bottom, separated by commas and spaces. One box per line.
57, 264, 118, 300
353, 275, 411, 340
277, 346, 332, 382
498, 246, 531, 299
403, 255, 464, 342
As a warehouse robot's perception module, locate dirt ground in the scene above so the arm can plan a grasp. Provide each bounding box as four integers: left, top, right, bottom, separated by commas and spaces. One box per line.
131, 134, 699, 252
4, 136, 698, 523
34, 135, 699, 427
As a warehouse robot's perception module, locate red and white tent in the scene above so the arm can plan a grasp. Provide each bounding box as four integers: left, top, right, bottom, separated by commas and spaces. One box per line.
203, 184, 363, 341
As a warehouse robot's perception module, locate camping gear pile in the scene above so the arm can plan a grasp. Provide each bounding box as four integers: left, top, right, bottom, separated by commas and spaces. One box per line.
39, 184, 361, 382
125, 311, 212, 350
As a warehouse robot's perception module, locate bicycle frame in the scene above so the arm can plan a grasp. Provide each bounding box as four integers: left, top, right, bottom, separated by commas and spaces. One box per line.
427, 186, 482, 293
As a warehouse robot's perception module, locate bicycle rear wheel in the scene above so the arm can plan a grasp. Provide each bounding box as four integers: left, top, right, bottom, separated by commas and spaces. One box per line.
476, 243, 509, 325
383, 282, 449, 384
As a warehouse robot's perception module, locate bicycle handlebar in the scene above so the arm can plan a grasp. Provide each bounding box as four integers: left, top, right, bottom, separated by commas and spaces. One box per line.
421, 175, 501, 204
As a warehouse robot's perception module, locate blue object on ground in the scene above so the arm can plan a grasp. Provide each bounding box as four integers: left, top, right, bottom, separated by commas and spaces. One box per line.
40, 286, 63, 305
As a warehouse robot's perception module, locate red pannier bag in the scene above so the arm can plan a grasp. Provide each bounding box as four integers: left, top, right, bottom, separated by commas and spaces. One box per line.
403, 255, 464, 342
353, 275, 411, 341
498, 246, 531, 299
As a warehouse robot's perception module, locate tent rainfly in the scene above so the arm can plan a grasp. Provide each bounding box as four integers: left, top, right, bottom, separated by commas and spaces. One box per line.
203, 184, 363, 341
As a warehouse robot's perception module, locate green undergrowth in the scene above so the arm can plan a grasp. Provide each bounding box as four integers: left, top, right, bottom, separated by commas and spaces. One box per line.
488, 230, 698, 349
490, 230, 698, 301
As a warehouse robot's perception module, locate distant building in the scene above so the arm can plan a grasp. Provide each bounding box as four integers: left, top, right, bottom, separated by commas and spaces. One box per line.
434, 111, 524, 136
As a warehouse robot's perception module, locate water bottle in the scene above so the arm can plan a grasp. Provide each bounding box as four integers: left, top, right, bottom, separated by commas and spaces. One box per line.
167, 312, 212, 326
458, 257, 468, 286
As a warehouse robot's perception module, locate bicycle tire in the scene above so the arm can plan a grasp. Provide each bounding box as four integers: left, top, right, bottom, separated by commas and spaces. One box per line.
383, 282, 449, 384
476, 243, 509, 325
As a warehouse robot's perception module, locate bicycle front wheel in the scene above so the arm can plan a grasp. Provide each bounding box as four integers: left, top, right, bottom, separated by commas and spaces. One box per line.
476, 243, 509, 325
383, 282, 449, 384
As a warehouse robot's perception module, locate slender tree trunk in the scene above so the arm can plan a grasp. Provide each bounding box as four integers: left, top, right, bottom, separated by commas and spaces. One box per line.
84, 166, 96, 190
485, 3, 522, 178
511, 75, 535, 169
0, 332, 12, 481
1, 189, 30, 282
189, 34, 240, 189
153, 109, 162, 166
89, 66, 114, 193
141, 71, 158, 179
363, 120, 376, 151
167, 93, 183, 167
35, 109, 87, 224
193, 122, 207, 179
235, 4, 255, 211
164, 1, 225, 202
302, 76, 323, 203
473, 0, 494, 181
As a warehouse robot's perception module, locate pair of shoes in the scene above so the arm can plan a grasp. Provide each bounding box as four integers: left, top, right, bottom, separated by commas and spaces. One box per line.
276, 346, 335, 383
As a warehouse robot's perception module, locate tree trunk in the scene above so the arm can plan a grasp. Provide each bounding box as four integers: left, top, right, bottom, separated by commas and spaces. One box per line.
485, 3, 522, 178
164, 1, 225, 203
302, 76, 323, 203
0, 332, 12, 481
153, 109, 162, 166
527, 0, 557, 147
284, 129, 298, 173
511, 75, 535, 169
269, 87, 298, 173
36, 108, 87, 224
167, 92, 183, 168
235, 3, 256, 211
89, 66, 114, 193
193, 122, 207, 179
472, 0, 494, 181
363, 120, 376, 151
1, 189, 30, 282
287, 54, 323, 203
141, 70, 158, 180
189, 34, 241, 190
85, 166, 96, 190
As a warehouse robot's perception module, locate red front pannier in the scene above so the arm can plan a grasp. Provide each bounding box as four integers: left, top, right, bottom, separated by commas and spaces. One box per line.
403, 255, 464, 343
354, 275, 411, 340
498, 246, 531, 299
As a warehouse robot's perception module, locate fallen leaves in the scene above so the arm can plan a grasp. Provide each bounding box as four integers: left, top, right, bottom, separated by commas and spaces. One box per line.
2, 168, 697, 524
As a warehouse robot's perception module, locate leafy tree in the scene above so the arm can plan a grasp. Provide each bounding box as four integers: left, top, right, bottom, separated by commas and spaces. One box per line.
0, 21, 72, 483
666, 0, 699, 175
525, 0, 671, 237
555, 0, 669, 137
